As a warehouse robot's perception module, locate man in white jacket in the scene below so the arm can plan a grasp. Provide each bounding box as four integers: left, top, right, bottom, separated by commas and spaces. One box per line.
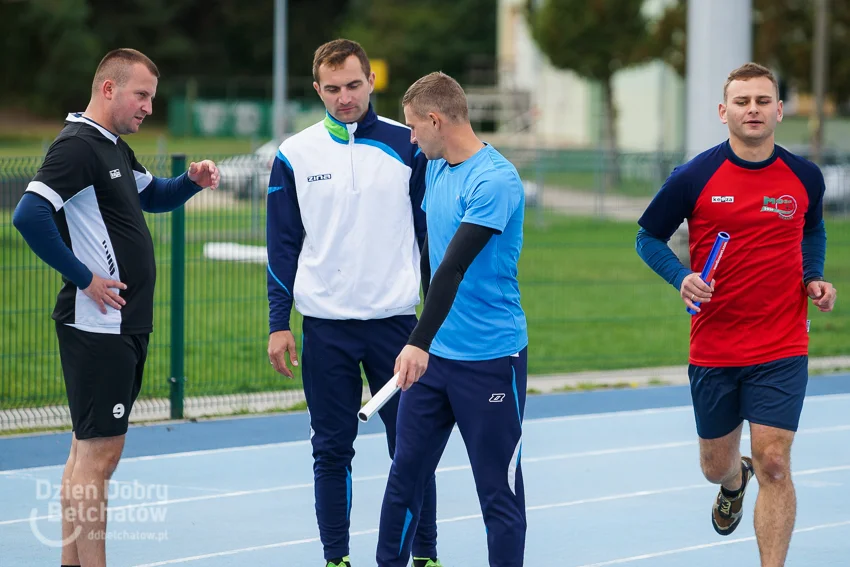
265, 39, 440, 567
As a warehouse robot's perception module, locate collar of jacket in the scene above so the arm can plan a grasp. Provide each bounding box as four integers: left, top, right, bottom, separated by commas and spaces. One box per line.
323, 104, 378, 144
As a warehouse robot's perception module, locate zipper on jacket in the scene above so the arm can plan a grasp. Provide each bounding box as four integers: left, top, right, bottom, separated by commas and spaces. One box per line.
349, 126, 358, 194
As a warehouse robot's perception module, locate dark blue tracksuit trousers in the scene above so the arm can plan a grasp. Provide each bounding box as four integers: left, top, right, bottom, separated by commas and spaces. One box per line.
377, 348, 528, 566
301, 315, 438, 560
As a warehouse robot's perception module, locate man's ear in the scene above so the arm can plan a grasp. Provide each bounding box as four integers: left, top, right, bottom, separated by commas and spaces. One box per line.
101, 79, 116, 101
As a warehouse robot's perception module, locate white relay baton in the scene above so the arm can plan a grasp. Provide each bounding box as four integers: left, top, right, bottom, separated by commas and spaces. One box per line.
358, 374, 401, 422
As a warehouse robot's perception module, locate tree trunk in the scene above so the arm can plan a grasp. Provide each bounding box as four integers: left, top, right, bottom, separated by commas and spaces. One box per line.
601, 75, 620, 192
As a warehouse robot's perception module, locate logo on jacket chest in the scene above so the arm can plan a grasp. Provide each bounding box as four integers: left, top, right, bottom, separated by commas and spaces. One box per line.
760, 195, 797, 220
307, 173, 332, 182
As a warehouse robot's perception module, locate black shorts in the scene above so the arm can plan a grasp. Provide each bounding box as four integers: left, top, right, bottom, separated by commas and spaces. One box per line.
55, 323, 149, 440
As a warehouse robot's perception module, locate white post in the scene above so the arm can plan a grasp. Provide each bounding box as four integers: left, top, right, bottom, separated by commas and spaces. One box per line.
273, 0, 288, 143
685, 0, 752, 158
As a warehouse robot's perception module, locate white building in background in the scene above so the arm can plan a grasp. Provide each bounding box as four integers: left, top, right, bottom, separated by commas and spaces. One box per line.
496, 0, 685, 152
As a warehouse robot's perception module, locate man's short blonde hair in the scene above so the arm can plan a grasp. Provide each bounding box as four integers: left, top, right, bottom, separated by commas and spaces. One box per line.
402, 72, 469, 123
723, 62, 779, 102
92, 48, 159, 94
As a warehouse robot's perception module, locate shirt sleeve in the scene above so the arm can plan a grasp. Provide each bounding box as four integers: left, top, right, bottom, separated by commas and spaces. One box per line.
635, 227, 691, 291
266, 148, 304, 333
26, 136, 97, 211
803, 166, 825, 230
12, 192, 93, 288
409, 147, 427, 251
802, 220, 826, 284
781, 153, 828, 282
421, 159, 432, 214
460, 170, 523, 234
129, 148, 155, 193
637, 166, 695, 240
138, 174, 202, 213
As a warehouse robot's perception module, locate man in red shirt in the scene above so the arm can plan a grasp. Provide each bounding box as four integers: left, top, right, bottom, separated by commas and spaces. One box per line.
636, 62, 837, 566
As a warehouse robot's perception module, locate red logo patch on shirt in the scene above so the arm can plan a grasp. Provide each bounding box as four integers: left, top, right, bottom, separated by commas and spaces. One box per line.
760, 195, 797, 220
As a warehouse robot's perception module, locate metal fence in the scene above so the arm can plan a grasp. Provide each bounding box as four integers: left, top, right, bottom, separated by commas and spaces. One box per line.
2, 148, 848, 431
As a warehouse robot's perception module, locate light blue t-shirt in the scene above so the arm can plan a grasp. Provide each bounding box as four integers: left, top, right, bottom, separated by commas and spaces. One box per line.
422, 144, 528, 361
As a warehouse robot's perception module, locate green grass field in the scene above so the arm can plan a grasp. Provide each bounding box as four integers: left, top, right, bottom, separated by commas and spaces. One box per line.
518, 169, 663, 197
2, 202, 848, 410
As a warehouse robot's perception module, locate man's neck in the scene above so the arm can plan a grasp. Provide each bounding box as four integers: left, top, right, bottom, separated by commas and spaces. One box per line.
728, 135, 775, 163
82, 103, 117, 135
443, 127, 484, 165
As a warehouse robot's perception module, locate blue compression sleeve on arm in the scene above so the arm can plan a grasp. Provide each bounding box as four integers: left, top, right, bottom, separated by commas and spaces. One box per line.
636, 227, 692, 291
802, 219, 827, 284
138, 173, 202, 213
12, 193, 93, 288
407, 223, 495, 352
420, 235, 431, 299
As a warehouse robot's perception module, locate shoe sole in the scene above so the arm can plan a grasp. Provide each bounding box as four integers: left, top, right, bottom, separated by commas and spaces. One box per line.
712, 509, 743, 536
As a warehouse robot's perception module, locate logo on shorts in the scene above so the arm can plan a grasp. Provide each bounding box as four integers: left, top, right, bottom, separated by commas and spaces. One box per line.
113, 404, 125, 419
760, 195, 797, 219
109, 169, 121, 179
306, 173, 332, 182
489, 393, 505, 403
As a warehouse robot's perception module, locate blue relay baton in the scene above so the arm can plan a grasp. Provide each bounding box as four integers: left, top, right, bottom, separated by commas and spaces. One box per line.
687, 232, 730, 316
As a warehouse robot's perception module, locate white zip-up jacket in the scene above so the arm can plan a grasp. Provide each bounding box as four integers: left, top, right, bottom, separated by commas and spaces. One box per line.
266, 106, 427, 331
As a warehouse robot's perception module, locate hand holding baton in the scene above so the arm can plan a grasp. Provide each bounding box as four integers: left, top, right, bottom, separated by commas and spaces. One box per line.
687, 231, 730, 316
358, 374, 400, 422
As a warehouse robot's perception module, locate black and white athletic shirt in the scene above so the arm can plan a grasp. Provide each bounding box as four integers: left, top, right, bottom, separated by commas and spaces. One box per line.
25, 113, 158, 335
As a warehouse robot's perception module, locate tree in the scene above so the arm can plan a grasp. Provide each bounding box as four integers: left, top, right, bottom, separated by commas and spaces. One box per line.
526, 0, 651, 189
649, 0, 850, 113
0, 0, 352, 118
339, 0, 497, 118
643, 0, 686, 77
85, 0, 351, 99
0, 0, 102, 115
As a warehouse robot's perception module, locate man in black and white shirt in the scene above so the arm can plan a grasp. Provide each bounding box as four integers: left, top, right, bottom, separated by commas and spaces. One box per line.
13, 48, 219, 567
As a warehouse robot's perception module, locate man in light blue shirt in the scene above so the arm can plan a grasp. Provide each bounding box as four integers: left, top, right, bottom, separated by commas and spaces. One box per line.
420, 145, 527, 360
376, 72, 529, 567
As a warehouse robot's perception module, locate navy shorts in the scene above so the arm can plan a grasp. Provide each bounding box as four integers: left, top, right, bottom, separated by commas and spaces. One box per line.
688, 355, 808, 439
